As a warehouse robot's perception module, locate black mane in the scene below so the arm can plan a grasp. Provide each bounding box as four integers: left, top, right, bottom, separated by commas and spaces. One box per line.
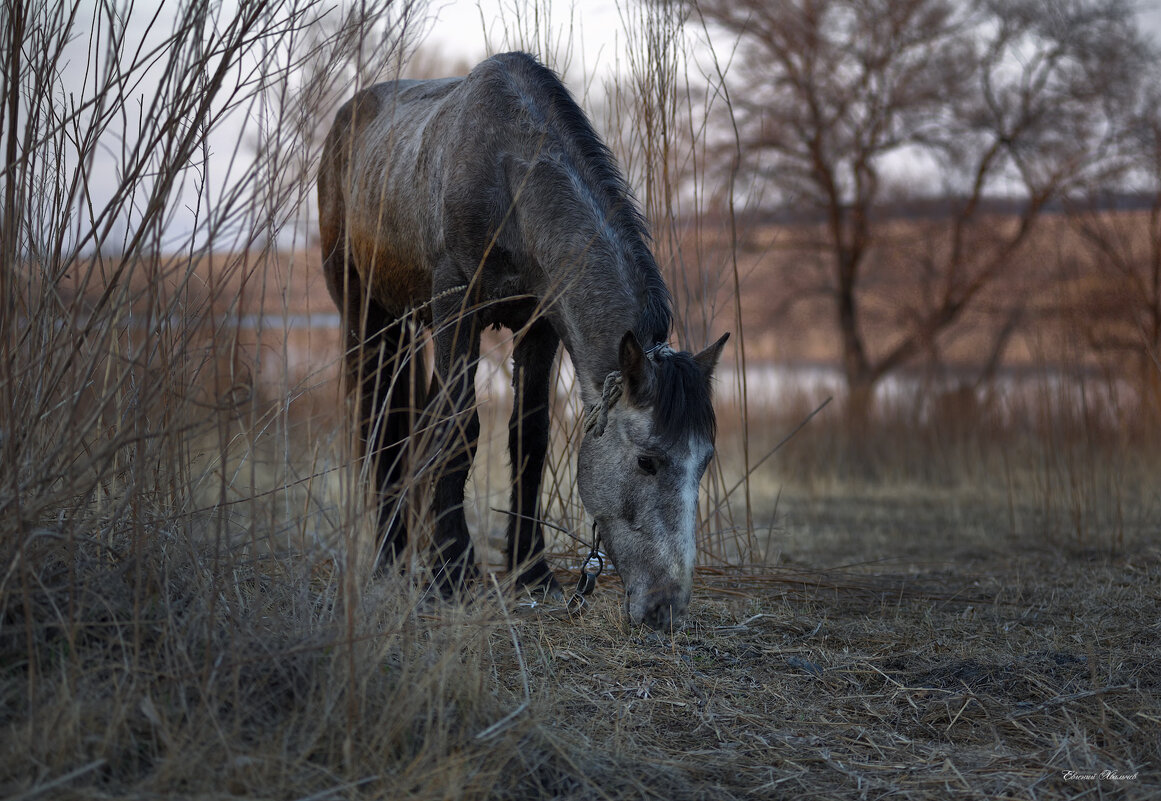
648, 349, 716, 447
495, 52, 672, 346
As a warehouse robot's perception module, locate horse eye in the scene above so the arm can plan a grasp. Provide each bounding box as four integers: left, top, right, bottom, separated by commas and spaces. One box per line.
637, 455, 659, 475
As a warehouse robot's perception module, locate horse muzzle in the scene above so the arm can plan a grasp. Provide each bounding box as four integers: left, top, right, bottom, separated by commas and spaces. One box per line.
626, 581, 691, 631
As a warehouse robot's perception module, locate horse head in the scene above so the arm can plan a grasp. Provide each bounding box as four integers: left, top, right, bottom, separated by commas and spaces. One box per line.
578, 331, 729, 630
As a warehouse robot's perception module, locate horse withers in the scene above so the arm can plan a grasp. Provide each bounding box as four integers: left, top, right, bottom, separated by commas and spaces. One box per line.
318, 51, 727, 630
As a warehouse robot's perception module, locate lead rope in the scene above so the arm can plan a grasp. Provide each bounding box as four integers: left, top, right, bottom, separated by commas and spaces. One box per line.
582, 342, 671, 439
572, 373, 619, 611
396, 283, 470, 325
582, 371, 623, 438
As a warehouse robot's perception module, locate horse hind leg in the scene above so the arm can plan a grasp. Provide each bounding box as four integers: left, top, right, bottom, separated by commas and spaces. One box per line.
340, 269, 424, 573
426, 289, 484, 594
370, 315, 428, 573
507, 319, 563, 598
319, 114, 421, 574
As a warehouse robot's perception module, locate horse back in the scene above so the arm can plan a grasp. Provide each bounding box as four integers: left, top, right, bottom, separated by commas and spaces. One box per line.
319, 76, 464, 315
318, 53, 629, 323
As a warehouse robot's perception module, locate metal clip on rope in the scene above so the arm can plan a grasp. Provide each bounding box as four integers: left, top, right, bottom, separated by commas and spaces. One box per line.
567, 527, 604, 614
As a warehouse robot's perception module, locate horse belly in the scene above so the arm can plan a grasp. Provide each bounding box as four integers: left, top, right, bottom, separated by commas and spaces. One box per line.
357, 247, 430, 315
344, 180, 434, 315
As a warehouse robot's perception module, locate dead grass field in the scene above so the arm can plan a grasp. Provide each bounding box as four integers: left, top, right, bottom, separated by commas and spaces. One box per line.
4, 372, 1159, 800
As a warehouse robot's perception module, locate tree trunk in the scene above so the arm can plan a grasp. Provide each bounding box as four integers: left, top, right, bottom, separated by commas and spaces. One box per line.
836, 246, 874, 429
844, 370, 876, 433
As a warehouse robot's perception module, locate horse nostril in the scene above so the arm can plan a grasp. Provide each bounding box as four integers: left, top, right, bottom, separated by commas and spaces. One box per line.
642, 595, 685, 631
625, 583, 689, 629
644, 604, 673, 631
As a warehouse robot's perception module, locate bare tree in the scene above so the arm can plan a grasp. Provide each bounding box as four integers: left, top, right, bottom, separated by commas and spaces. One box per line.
687, 0, 1154, 421
1064, 78, 1161, 415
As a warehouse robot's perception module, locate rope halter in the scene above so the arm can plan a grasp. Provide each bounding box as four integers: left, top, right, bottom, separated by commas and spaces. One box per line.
582, 342, 671, 439
582, 371, 623, 438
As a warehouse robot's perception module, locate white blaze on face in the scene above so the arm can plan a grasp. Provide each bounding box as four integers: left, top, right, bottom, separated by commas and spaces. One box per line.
670, 433, 705, 582
577, 401, 717, 629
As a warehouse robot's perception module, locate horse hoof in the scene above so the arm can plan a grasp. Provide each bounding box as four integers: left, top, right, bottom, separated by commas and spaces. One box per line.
515, 564, 564, 602
539, 576, 565, 603
432, 559, 481, 600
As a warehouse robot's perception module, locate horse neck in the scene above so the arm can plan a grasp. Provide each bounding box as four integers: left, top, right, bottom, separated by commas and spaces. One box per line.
508, 157, 670, 406
559, 278, 638, 408
530, 233, 662, 407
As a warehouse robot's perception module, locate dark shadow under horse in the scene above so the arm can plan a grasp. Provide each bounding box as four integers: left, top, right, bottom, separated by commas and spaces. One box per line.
318, 51, 727, 630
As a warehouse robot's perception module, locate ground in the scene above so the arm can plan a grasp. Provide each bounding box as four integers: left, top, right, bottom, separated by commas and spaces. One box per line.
495, 487, 1160, 799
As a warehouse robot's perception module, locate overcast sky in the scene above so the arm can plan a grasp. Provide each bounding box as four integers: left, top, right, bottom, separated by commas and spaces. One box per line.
423, 0, 624, 76
423, 0, 1161, 69
58, 0, 1161, 252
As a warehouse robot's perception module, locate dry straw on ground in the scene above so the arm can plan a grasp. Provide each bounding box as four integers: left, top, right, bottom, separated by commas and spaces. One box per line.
4, 491, 1158, 799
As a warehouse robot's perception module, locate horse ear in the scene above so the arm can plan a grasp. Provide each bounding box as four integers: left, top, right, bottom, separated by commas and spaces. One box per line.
618, 330, 654, 404
694, 332, 730, 379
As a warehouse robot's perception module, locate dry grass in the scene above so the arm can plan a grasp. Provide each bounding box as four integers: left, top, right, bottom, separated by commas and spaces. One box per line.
6, 466, 1157, 799
6, 373, 1158, 800
521, 553, 1160, 798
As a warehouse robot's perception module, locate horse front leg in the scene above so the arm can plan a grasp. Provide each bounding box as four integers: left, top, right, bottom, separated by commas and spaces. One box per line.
507, 319, 563, 598
426, 293, 483, 594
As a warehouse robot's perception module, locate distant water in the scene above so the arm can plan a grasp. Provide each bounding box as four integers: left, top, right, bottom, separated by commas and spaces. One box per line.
100, 312, 1139, 421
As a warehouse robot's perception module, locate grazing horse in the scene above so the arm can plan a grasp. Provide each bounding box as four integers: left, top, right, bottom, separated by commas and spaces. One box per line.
318, 51, 727, 630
